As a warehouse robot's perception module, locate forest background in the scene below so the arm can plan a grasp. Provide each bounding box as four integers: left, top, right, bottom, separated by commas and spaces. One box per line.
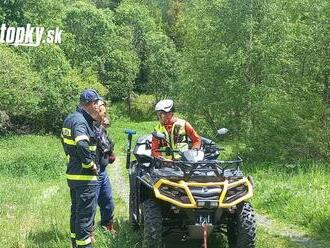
0, 0, 329, 163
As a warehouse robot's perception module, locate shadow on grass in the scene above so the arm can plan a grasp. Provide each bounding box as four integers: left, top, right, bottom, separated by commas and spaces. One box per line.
312, 217, 330, 245
101, 218, 228, 248
97, 218, 141, 248
164, 233, 228, 248
26, 227, 68, 248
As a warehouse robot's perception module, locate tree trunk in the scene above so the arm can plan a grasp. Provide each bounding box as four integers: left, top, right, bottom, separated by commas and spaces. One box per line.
128, 92, 132, 119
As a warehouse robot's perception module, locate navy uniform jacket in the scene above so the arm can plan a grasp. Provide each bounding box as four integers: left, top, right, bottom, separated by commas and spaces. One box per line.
61, 107, 99, 188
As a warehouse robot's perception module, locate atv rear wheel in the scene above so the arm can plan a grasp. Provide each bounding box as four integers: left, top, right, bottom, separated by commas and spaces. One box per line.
142, 199, 163, 248
227, 202, 256, 248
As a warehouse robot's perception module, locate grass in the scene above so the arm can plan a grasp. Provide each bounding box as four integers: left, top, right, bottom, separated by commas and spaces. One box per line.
247, 162, 330, 242
0, 135, 66, 179
0, 175, 140, 248
256, 229, 302, 248
0, 176, 68, 247
0, 120, 329, 247
108, 119, 157, 155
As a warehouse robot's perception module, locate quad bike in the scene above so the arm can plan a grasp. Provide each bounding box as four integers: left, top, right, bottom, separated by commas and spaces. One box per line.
124, 129, 256, 248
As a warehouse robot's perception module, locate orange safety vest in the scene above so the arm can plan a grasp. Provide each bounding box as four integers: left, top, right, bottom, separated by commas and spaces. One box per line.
154, 118, 189, 159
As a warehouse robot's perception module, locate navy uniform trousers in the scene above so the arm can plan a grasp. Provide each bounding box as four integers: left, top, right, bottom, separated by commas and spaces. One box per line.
70, 185, 97, 248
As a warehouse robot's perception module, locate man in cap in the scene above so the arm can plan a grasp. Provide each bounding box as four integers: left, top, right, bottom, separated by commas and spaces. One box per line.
61, 89, 102, 248
151, 99, 201, 160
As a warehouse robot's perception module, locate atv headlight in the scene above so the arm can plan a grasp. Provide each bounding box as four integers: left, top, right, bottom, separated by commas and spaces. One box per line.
197, 200, 205, 207
224, 185, 248, 204
159, 185, 188, 202
197, 200, 218, 208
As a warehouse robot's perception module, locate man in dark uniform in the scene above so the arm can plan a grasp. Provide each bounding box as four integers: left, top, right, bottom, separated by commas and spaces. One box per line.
61, 89, 102, 248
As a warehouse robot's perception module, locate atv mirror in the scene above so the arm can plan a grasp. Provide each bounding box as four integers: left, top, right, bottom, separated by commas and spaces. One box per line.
217, 128, 229, 136
152, 131, 166, 140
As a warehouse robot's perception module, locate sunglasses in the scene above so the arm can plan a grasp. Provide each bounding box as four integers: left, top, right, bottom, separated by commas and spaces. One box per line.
156, 111, 167, 116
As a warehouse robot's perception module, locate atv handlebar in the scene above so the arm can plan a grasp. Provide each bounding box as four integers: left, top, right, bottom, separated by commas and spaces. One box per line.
124, 129, 136, 135
155, 148, 180, 153
153, 156, 243, 166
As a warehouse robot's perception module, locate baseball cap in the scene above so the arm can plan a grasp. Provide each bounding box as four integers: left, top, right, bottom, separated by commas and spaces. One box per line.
80, 89, 103, 103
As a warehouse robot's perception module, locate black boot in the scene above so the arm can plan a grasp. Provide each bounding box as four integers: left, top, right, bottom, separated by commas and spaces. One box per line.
71, 238, 77, 248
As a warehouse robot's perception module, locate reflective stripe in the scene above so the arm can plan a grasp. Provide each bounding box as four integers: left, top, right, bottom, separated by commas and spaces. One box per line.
82, 162, 93, 169
62, 136, 94, 147
75, 135, 89, 142
76, 237, 92, 246
62, 128, 71, 136
70, 233, 76, 238
155, 125, 169, 143
89, 145, 97, 151
66, 174, 98, 181
176, 142, 189, 151
62, 137, 76, 145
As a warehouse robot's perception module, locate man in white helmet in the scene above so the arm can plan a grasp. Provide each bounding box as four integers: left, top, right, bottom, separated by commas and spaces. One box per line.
151, 99, 201, 159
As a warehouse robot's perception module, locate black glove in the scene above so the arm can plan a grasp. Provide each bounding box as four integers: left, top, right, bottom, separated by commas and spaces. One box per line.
108, 154, 116, 164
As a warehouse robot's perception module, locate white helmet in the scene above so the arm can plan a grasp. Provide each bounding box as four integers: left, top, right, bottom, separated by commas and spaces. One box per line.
155, 99, 174, 112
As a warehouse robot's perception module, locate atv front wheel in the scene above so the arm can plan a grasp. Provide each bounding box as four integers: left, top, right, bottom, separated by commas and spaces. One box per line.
227, 202, 256, 248
142, 199, 163, 248
129, 167, 139, 230
129, 187, 139, 230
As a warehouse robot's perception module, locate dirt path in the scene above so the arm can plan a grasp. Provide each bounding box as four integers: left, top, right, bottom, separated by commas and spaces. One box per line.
107, 157, 129, 207
108, 159, 328, 248
256, 214, 327, 248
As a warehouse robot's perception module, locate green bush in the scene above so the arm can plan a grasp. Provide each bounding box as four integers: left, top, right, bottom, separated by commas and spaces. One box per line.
131, 94, 156, 121
246, 92, 327, 162
22, 45, 107, 133
109, 94, 157, 122
36, 68, 107, 133
0, 45, 42, 129
109, 101, 129, 122
1, 45, 108, 133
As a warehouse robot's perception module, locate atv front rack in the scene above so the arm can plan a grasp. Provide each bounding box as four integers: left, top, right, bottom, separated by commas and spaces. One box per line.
152, 157, 243, 181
